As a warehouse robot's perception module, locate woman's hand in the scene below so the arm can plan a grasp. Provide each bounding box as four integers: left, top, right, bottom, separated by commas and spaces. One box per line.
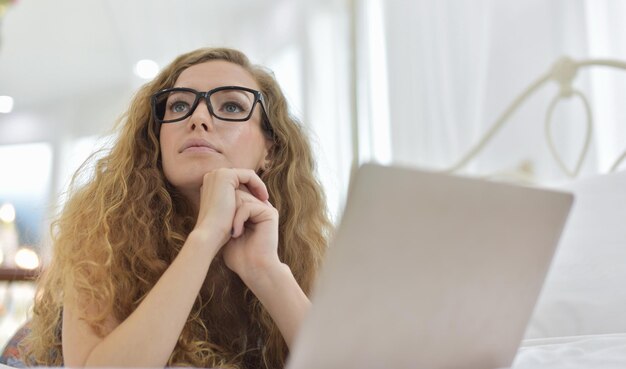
193, 168, 310, 349
223, 188, 281, 282
222, 189, 311, 349
192, 168, 269, 251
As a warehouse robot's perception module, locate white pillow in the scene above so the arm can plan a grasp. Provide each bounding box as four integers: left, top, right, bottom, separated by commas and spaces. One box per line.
525, 170, 626, 338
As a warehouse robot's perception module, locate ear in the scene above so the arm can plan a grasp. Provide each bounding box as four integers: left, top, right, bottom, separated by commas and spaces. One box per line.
261, 158, 271, 172
258, 138, 274, 172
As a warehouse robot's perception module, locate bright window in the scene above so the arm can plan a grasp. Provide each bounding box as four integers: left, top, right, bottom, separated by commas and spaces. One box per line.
0, 143, 53, 251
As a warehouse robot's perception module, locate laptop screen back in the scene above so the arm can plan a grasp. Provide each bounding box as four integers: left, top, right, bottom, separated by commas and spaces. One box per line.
288, 164, 573, 369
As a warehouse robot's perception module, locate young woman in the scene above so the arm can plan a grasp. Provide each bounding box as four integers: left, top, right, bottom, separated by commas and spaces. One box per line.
23, 47, 332, 368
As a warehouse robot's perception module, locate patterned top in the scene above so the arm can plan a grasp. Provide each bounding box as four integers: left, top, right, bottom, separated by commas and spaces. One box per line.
0, 323, 30, 368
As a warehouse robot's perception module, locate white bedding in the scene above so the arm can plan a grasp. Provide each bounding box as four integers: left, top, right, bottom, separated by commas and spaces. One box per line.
510, 170, 626, 369
513, 333, 626, 369
526, 170, 626, 339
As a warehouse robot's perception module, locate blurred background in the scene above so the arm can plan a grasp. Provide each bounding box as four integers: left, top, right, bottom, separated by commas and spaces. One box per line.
1, 0, 625, 347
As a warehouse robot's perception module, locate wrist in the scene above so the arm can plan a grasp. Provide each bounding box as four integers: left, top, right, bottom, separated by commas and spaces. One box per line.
240, 261, 292, 292
239, 261, 310, 347
186, 229, 223, 257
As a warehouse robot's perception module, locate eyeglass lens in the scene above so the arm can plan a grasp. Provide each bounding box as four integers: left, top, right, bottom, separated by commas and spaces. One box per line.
155, 88, 257, 122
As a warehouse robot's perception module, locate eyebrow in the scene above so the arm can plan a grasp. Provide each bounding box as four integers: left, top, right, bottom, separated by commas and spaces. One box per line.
172, 83, 260, 90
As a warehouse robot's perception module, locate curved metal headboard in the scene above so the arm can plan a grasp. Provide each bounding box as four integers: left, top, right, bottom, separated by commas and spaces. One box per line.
444, 57, 626, 178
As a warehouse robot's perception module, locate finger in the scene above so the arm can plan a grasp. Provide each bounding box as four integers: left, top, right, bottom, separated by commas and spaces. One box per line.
238, 184, 252, 195
236, 189, 264, 204
231, 204, 249, 238
231, 201, 277, 238
232, 190, 272, 237
232, 169, 269, 202
235, 191, 277, 217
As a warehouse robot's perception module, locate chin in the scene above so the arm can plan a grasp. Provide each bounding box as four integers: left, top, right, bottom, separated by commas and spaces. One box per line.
181, 173, 211, 191
169, 164, 226, 188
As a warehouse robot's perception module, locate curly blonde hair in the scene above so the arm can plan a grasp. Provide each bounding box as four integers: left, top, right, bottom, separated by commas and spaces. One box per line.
23, 48, 332, 368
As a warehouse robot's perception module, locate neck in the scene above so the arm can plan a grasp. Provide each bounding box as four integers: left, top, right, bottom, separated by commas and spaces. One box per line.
180, 186, 201, 212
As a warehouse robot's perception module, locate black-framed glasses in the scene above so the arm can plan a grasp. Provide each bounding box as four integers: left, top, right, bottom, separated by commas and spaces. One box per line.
151, 86, 271, 127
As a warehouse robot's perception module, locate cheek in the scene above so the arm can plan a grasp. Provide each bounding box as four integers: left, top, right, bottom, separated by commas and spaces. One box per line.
158, 128, 179, 176
159, 125, 178, 157
222, 127, 268, 167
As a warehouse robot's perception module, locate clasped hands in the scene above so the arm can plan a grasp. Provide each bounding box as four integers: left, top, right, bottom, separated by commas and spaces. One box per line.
192, 168, 281, 283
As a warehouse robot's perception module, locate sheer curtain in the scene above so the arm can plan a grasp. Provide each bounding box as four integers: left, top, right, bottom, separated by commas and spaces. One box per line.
360, 0, 626, 183
583, 0, 626, 172
265, 1, 354, 221
299, 1, 354, 221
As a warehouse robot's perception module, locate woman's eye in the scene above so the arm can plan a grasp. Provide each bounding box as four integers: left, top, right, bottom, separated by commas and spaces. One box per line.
223, 103, 243, 113
170, 101, 189, 113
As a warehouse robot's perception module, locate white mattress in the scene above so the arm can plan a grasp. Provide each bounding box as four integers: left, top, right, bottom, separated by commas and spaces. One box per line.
512, 333, 626, 369
507, 171, 626, 368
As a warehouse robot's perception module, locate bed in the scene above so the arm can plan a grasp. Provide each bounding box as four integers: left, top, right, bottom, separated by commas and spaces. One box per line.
514, 333, 626, 368
508, 169, 626, 368
452, 56, 626, 368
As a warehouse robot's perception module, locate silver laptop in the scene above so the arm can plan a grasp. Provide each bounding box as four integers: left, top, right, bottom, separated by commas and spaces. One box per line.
287, 163, 573, 369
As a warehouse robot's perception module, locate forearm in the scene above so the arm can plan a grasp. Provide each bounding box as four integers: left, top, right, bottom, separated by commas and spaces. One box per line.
77, 231, 219, 367
243, 263, 311, 348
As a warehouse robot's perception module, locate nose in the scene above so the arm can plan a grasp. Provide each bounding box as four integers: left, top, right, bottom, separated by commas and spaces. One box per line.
187, 99, 213, 132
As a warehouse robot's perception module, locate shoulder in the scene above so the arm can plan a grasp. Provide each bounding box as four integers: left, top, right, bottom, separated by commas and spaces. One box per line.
0, 322, 31, 367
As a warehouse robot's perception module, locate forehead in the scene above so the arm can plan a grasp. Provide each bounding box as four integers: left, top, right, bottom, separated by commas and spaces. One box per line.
174, 60, 260, 91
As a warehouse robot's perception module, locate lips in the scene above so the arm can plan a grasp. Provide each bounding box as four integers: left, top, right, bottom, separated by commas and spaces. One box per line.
179, 138, 220, 153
